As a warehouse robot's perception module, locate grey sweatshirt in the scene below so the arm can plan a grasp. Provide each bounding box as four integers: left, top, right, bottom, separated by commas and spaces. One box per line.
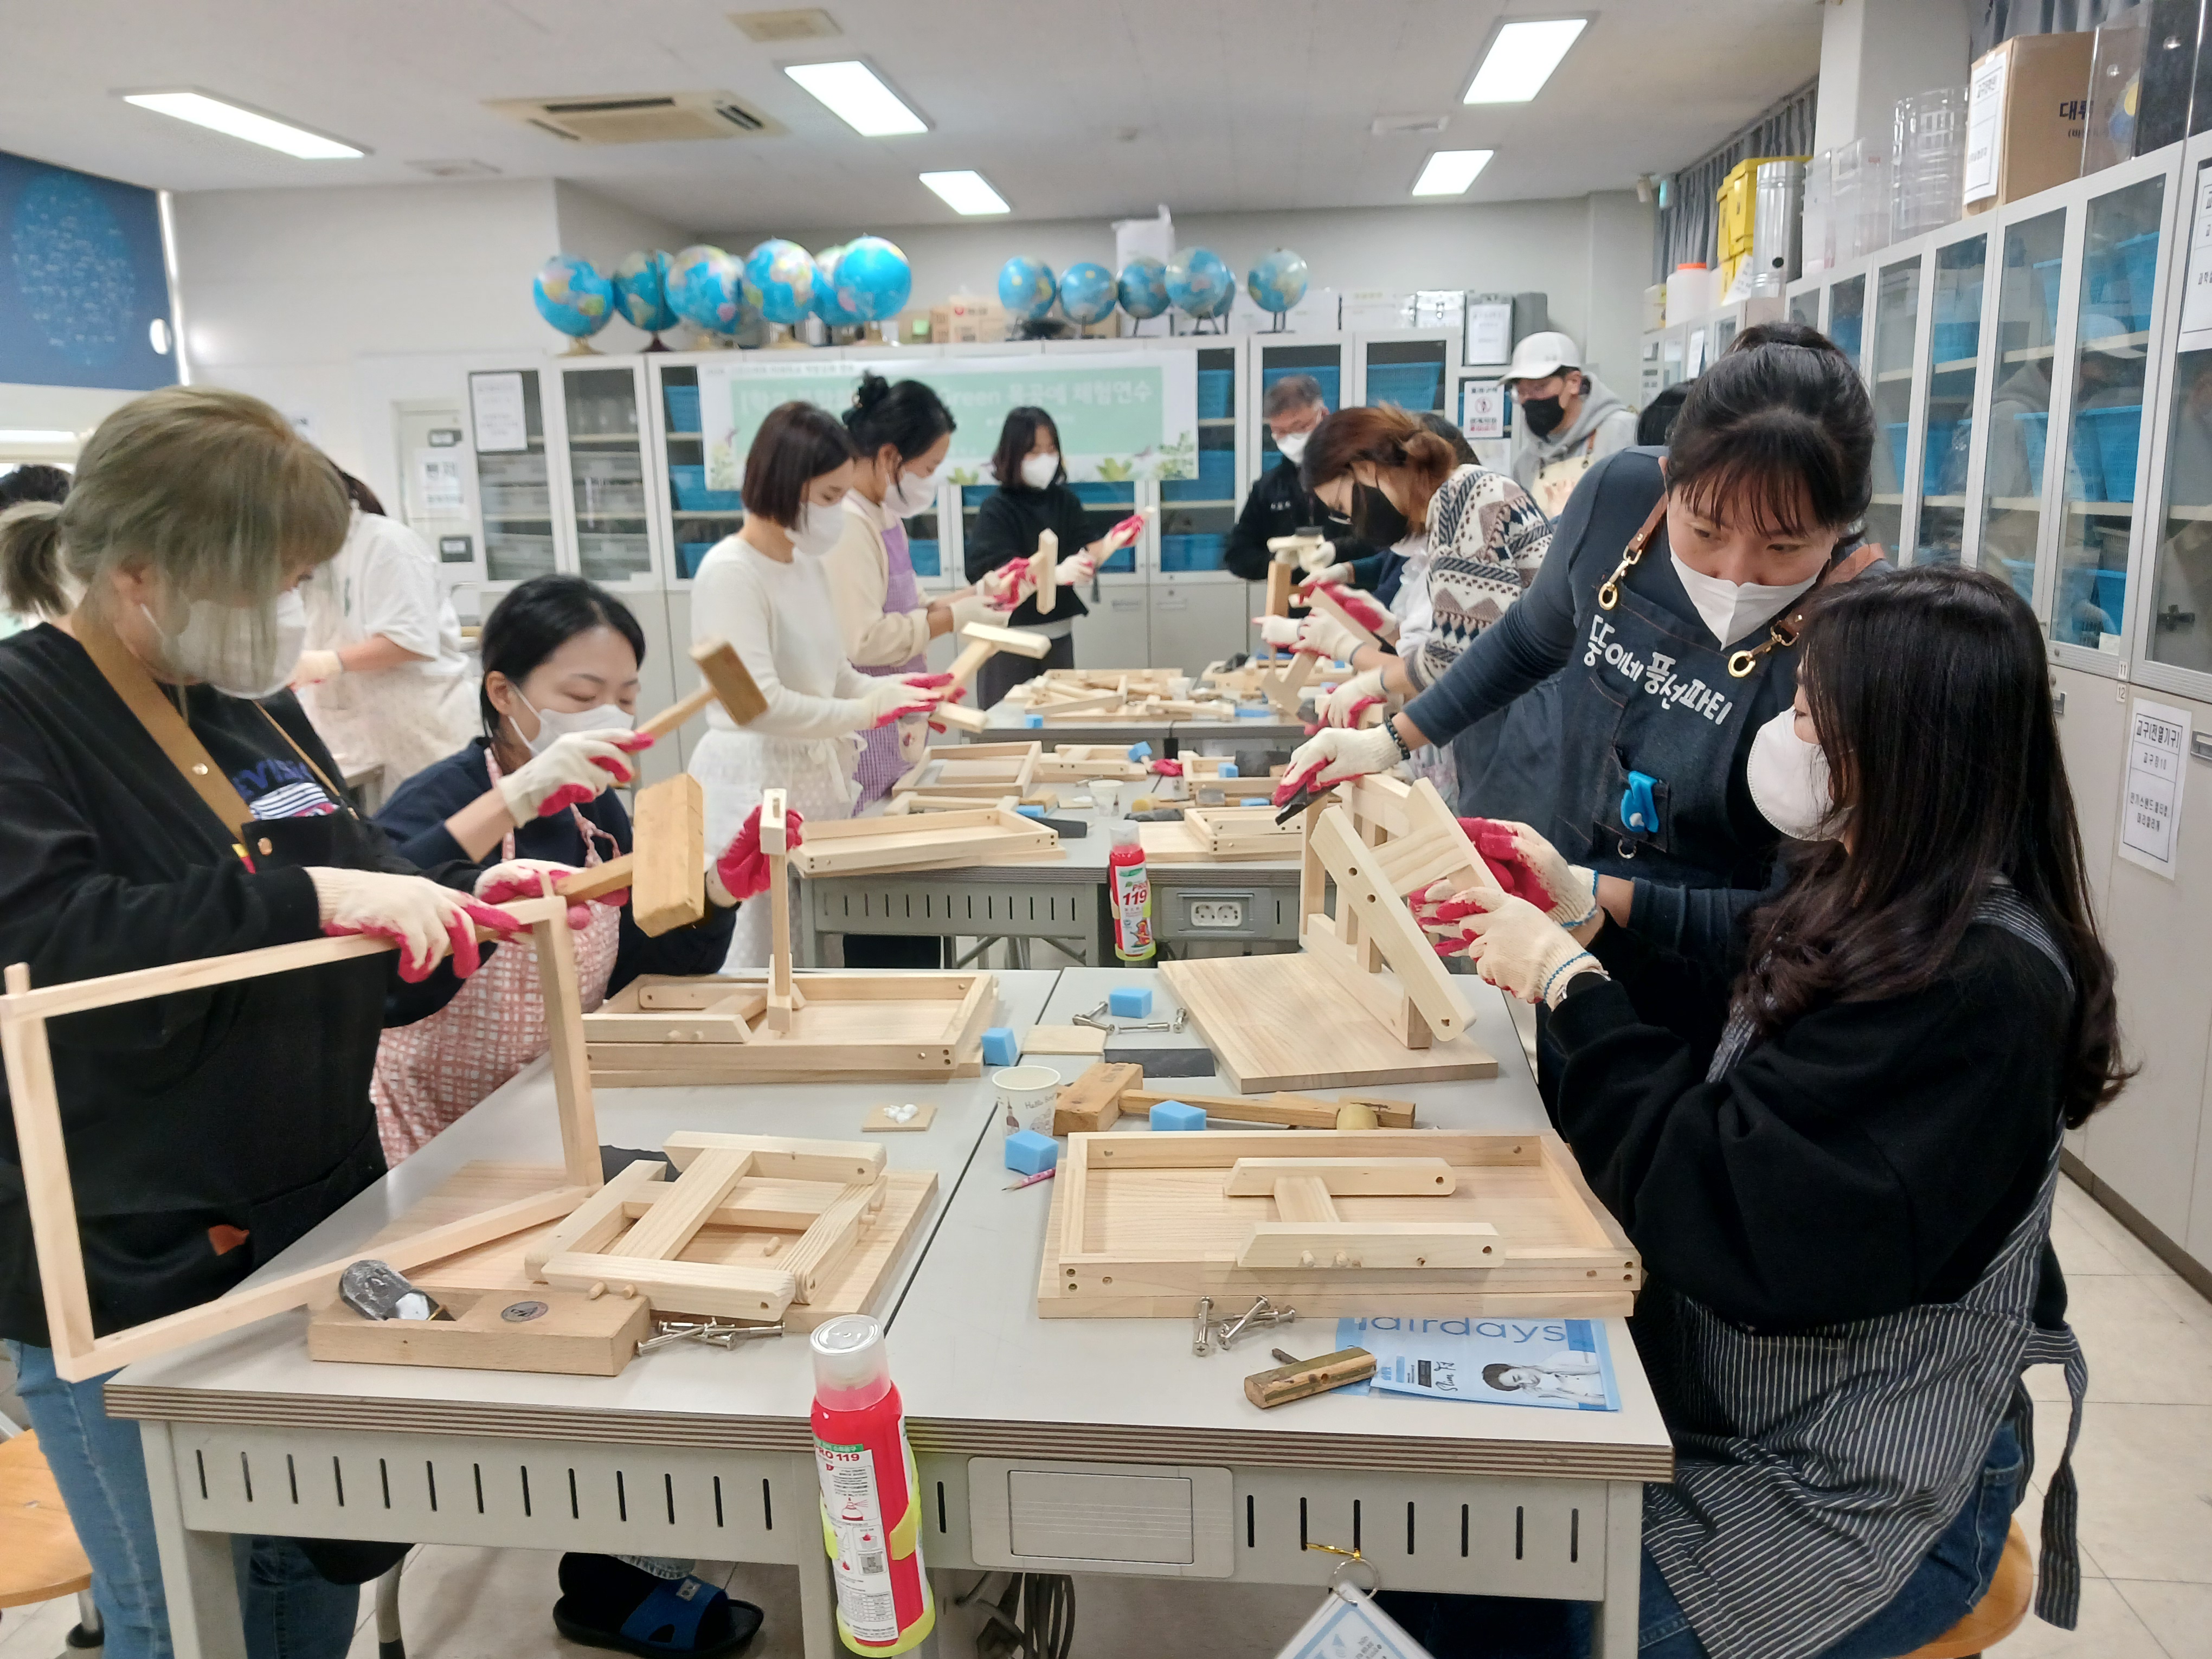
1509, 375, 1641, 496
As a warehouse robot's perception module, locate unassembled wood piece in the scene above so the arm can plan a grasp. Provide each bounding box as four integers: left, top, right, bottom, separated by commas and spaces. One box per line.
1140, 805, 1301, 865
759, 789, 803, 1034
1032, 528, 1058, 615
1119, 1091, 1416, 1130
632, 774, 706, 936
863, 1102, 938, 1133
1051, 1062, 1146, 1134
1303, 585, 1384, 654
1265, 561, 1294, 619
1039, 1130, 1639, 1320
1244, 1347, 1376, 1409
1261, 647, 1323, 717
792, 808, 1059, 876
308, 1288, 651, 1377
584, 971, 997, 1085
1023, 1025, 1107, 1057
2, 897, 600, 1382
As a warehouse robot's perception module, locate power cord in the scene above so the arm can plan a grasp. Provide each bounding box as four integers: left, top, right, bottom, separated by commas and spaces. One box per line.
953, 1571, 1075, 1659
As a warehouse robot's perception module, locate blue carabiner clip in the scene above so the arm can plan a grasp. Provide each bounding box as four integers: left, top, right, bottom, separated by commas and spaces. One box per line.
1620, 770, 1660, 835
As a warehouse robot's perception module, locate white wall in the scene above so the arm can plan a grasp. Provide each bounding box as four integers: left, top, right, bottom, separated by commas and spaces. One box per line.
551, 182, 692, 355
171, 179, 561, 472
707, 191, 1657, 398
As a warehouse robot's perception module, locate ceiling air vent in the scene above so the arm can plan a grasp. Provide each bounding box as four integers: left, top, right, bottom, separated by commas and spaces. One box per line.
729, 8, 840, 42
486, 92, 785, 144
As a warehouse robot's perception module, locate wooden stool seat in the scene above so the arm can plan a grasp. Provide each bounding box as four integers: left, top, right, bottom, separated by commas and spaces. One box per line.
1901, 1518, 2032, 1658
0, 1431, 93, 1608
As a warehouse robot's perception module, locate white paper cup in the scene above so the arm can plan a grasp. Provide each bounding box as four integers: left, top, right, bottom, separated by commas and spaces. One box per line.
1088, 779, 1124, 818
993, 1064, 1063, 1136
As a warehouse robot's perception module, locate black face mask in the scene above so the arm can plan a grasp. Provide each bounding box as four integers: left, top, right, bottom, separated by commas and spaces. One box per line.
1351, 483, 1409, 546
1520, 393, 1566, 438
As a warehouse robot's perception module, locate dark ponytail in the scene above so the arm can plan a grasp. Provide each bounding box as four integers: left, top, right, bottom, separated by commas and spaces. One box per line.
1667, 324, 1874, 539
843, 372, 955, 464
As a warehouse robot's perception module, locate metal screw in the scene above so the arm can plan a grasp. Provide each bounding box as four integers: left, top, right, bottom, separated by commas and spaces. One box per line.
1192, 1296, 1213, 1356
640, 1320, 785, 1353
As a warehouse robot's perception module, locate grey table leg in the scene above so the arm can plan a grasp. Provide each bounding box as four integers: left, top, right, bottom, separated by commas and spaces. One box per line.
1588, 1478, 1643, 1659
137, 1420, 247, 1659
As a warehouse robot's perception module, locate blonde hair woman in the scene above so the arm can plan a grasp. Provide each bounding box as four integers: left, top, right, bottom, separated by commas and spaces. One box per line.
0, 386, 514, 1659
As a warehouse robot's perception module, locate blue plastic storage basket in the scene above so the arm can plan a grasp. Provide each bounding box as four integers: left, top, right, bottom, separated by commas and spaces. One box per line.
1160, 533, 1227, 572
2077, 404, 2143, 502
669, 464, 741, 512
908, 538, 941, 578
1365, 362, 1444, 410
1197, 369, 1234, 420
1161, 448, 1237, 502
664, 385, 702, 433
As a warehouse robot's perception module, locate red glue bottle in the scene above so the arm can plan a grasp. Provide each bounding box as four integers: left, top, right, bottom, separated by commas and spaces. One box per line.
810, 1315, 934, 1654
1108, 821, 1155, 962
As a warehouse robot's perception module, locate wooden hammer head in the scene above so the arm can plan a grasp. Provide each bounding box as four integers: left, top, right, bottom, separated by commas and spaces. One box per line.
691, 640, 769, 724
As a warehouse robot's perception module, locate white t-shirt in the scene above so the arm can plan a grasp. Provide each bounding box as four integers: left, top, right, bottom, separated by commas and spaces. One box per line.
690, 532, 877, 740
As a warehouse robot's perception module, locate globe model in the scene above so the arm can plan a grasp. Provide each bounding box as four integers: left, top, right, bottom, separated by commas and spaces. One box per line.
532, 255, 614, 339
667, 245, 744, 333
813, 245, 861, 327
835, 236, 913, 321
1058, 261, 1117, 325
744, 237, 819, 325
1117, 256, 1169, 319
1247, 248, 1309, 314
1166, 247, 1233, 318
998, 256, 1058, 320
612, 249, 678, 332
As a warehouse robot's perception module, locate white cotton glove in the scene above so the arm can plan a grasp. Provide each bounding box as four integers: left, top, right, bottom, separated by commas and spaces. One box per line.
979, 560, 1033, 610
1316, 667, 1389, 730
1272, 724, 1404, 805
1058, 550, 1099, 586
856, 674, 952, 730
1296, 606, 1367, 664
1266, 531, 1330, 569
307, 868, 522, 983
1302, 560, 1356, 590
289, 648, 342, 689
497, 731, 644, 821
1418, 888, 1603, 1008
474, 859, 602, 931
1255, 614, 1304, 648
1476, 819, 1599, 928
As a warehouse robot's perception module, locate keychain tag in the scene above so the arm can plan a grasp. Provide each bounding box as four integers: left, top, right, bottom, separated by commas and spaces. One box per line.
1274, 1580, 1435, 1659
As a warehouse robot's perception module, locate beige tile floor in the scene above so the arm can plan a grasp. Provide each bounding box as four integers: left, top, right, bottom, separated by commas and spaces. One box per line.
1, 1174, 2204, 1659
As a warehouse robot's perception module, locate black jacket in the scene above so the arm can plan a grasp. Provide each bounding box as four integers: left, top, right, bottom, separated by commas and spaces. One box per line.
964, 484, 1091, 625
375, 739, 737, 1017
1550, 911, 2072, 1332
0, 624, 470, 1345
1223, 456, 1374, 582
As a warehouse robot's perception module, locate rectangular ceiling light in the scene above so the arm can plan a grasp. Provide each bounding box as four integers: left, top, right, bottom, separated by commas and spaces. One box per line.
1463, 17, 1587, 104
1412, 149, 1495, 196
783, 61, 927, 136
0, 430, 78, 445
121, 91, 364, 158
919, 169, 1009, 215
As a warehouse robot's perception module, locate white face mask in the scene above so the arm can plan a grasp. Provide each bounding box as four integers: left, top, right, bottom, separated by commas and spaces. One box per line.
883, 465, 938, 518
1019, 452, 1060, 490
790, 500, 845, 557
513, 689, 636, 757
142, 588, 307, 699
1274, 429, 1310, 465
1746, 705, 1837, 840
1669, 552, 1818, 647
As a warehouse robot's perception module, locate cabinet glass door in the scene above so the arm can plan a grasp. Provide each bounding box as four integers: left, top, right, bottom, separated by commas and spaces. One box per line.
1829, 273, 1867, 374
1865, 255, 1923, 556
1973, 208, 2067, 602
1661, 329, 1686, 387
2054, 175, 2165, 655
1161, 344, 1239, 573
1788, 288, 1819, 327
1364, 338, 1450, 413
1915, 233, 1988, 564
563, 368, 651, 583
1256, 341, 1342, 467
2149, 341, 2212, 673
660, 364, 740, 580
469, 370, 555, 584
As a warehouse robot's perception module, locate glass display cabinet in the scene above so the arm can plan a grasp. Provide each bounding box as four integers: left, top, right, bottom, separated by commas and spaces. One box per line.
467, 368, 556, 587
1972, 207, 2069, 600
557, 363, 652, 586
1865, 253, 1926, 556
1829, 273, 1868, 375
1914, 228, 1990, 564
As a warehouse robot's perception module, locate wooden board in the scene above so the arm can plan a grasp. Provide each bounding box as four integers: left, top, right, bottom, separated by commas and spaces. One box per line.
308, 1288, 650, 1377
790, 808, 1059, 876
1161, 952, 1496, 1093
1119, 1091, 1416, 1130
1038, 1130, 1638, 1320
1022, 1024, 1107, 1057
1031, 528, 1057, 615
863, 1102, 938, 1133
632, 774, 706, 936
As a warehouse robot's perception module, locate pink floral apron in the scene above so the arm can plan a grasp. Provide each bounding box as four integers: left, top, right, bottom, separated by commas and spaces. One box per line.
371, 747, 622, 1163
853, 516, 930, 805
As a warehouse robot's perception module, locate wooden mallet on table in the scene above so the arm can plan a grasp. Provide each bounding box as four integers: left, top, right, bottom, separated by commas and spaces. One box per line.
931, 621, 1053, 734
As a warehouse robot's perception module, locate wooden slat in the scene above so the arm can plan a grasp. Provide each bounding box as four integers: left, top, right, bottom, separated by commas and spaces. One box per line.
1224, 1158, 1457, 1197
1237, 1220, 1502, 1270
1118, 1090, 1414, 1130
620, 1178, 841, 1232
538, 1253, 796, 1322
1031, 527, 1057, 615
524, 1158, 666, 1277
1, 964, 93, 1366
1309, 806, 1468, 1041
961, 621, 1054, 658
780, 1177, 885, 1303
609, 1149, 753, 1261
663, 1131, 883, 1185
632, 774, 705, 936
1270, 1174, 1339, 1224
1075, 1129, 1501, 1171
531, 914, 606, 1191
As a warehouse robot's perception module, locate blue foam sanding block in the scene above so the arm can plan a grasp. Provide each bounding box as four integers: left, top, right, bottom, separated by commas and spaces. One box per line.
1127, 741, 1153, 761
1150, 1100, 1207, 1132
1005, 1130, 1058, 1174
981, 1027, 1019, 1066
1236, 705, 1272, 717
1024, 712, 1044, 727
1218, 762, 1239, 777
1016, 804, 1046, 819
1109, 986, 1153, 1018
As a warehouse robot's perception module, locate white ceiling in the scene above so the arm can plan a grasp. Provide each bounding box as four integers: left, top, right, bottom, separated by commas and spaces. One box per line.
0, 1, 1823, 230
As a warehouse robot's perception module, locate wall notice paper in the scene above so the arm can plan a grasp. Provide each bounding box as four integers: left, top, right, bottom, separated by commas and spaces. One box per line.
1461, 379, 1506, 440
414, 449, 466, 513
2178, 160, 2212, 348
2118, 697, 2191, 879
1334, 1316, 1622, 1410
469, 371, 528, 454
1275, 1584, 1436, 1659
1962, 51, 2008, 204
1464, 301, 1514, 366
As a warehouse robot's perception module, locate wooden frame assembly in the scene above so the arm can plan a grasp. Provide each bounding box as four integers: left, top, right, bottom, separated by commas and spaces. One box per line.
1039, 1129, 1639, 1319
892, 741, 1041, 801
2, 899, 600, 1383
1138, 804, 1301, 864
792, 808, 1060, 874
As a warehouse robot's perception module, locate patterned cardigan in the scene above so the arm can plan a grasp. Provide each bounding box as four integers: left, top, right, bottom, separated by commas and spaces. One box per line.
1399, 464, 1552, 692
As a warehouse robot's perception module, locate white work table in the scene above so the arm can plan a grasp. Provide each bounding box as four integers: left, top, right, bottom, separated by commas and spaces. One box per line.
889, 976, 1668, 1658
105, 970, 1064, 1659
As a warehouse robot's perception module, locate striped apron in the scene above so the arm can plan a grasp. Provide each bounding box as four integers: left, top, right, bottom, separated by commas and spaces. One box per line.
1639, 886, 2087, 1659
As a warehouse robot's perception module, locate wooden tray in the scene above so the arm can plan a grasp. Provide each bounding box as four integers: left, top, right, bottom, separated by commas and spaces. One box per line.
892, 742, 1040, 800
790, 808, 1060, 875
1037, 1130, 1637, 1320
584, 972, 995, 1085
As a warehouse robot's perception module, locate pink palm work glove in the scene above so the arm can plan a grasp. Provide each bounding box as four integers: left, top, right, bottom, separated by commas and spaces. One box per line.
715, 803, 807, 903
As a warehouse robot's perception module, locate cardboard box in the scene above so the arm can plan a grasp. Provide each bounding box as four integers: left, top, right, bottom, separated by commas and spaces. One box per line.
1964, 31, 2094, 214
930, 294, 1008, 344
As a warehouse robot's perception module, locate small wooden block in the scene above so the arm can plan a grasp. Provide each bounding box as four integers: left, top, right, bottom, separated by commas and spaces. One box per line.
1032, 528, 1058, 616
632, 774, 706, 937
1023, 1024, 1108, 1057
863, 1103, 938, 1134
1052, 1062, 1144, 1134
1244, 1346, 1375, 1409
307, 1289, 651, 1378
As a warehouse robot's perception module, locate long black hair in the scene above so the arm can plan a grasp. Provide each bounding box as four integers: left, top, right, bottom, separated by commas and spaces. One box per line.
1739, 565, 2129, 1127
477, 574, 646, 743
1667, 322, 1874, 539
844, 371, 954, 466
990, 406, 1063, 491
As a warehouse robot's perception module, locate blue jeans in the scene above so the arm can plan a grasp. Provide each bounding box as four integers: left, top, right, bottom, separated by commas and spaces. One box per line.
9, 1342, 360, 1659
1379, 1420, 2024, 1657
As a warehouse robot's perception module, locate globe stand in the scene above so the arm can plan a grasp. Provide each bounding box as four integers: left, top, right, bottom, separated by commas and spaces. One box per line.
642, 333, 671, 353
1268, 312, 1289, 333
559, 337, 603, 357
